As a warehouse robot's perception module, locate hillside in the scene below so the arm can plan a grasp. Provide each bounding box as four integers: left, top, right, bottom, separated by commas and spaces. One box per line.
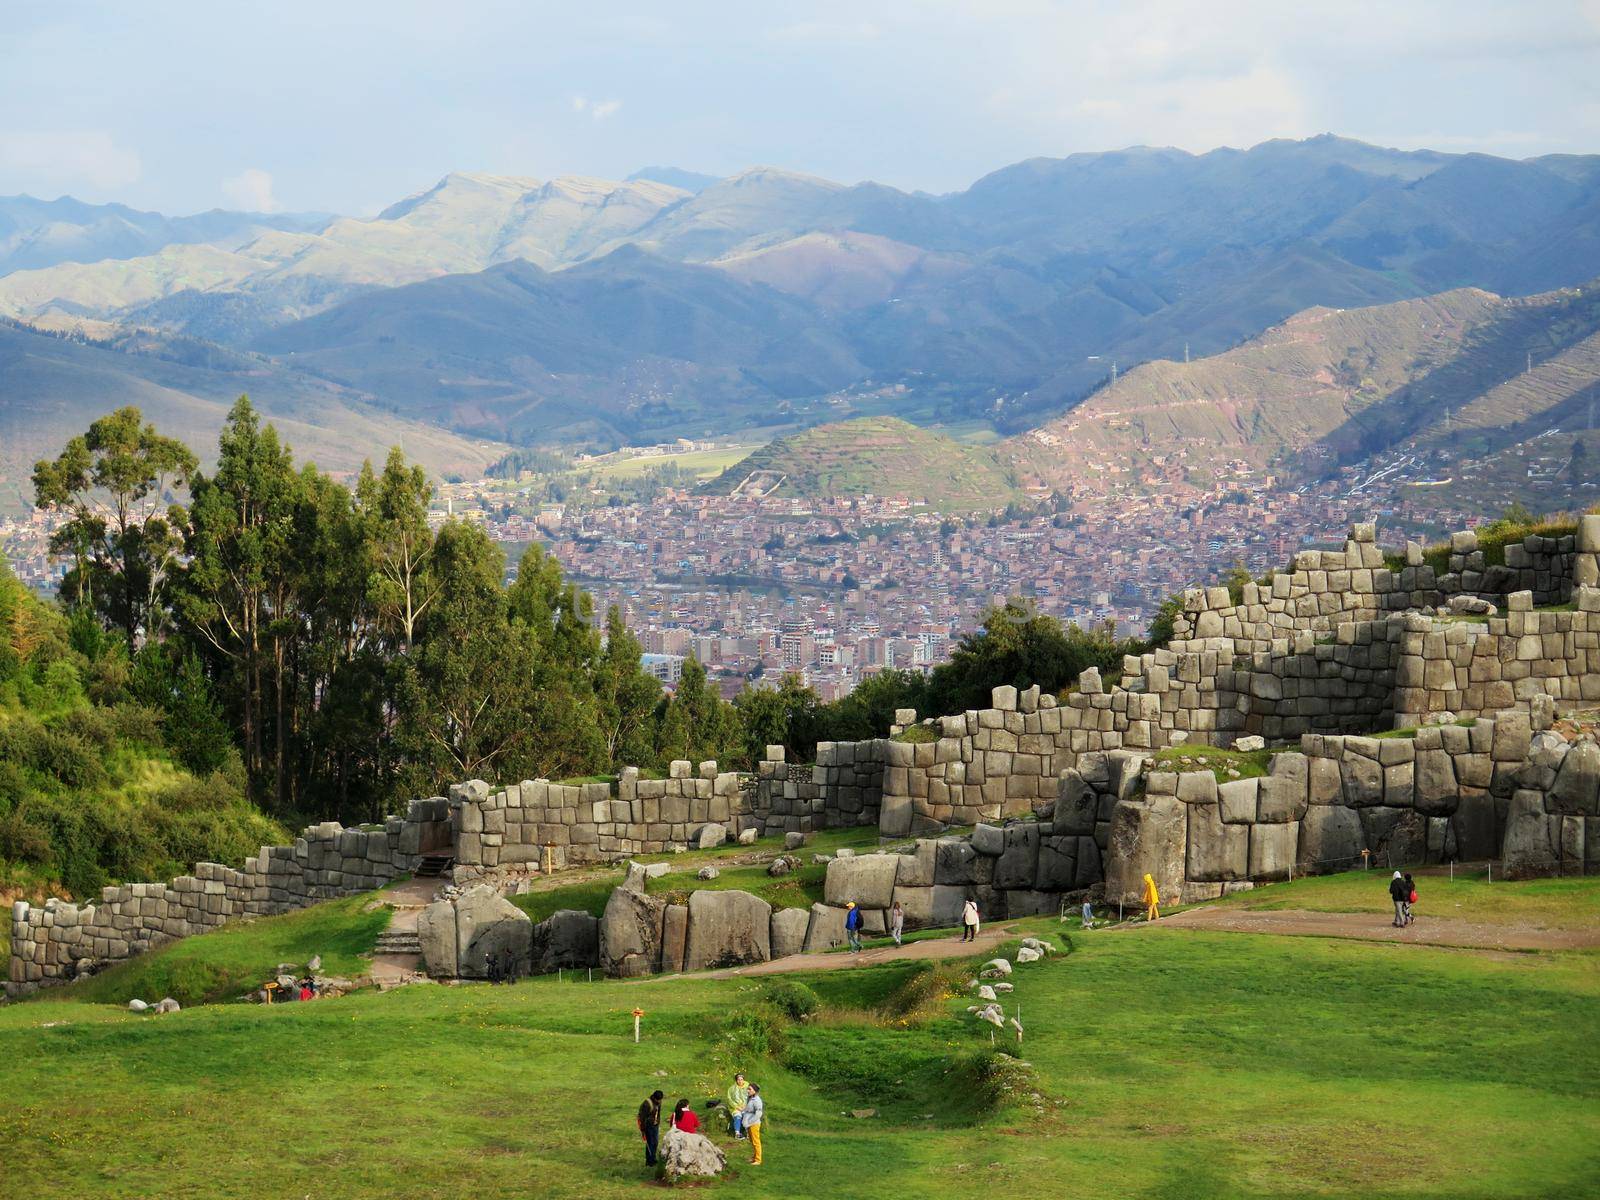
704, 416, 1020, 509
0, 321, 508, 514
252, 252, 867, 445
0, 564, 286, 902
1004, 281, 1600, 500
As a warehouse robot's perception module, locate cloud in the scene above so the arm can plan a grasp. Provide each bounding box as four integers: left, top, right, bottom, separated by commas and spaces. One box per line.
0, 130, 141, 194
570, 95, 623, 121
220, 167, 281, 212
768, 20, 881, 42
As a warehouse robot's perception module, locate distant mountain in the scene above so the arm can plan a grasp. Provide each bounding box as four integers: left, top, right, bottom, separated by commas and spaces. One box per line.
1003, 280, 1600, 499
0, 320, 506, 515
702, 416, 1020, 510
628, 167, 719, 193
6, 136, 1600, 451
0, 194, 327, 276
253, 250, 867, 445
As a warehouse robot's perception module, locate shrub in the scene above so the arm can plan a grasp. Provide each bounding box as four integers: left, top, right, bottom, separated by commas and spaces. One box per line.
765, 980, 821, 1021
718, 1007, 786, 1060
105, 702, 166, 749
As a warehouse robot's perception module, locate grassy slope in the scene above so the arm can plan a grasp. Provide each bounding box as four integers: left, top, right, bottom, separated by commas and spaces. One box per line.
705, 416, 1021, 511
3, 899, 1596, 1199
42, 890, 395, 1008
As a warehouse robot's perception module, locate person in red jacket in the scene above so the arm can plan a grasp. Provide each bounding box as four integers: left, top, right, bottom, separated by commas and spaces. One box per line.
671, 1098, 700, 1134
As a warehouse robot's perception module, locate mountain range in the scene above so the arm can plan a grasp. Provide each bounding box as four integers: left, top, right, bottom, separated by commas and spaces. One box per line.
5, 134, 1600, 511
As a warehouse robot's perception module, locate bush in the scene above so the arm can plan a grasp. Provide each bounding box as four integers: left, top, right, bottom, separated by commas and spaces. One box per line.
765, 980, 821, 1021
105, 702, 166, 749
718, 1007, 786, 1060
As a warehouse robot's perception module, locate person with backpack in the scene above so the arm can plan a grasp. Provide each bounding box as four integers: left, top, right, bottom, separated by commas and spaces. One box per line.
741, 1084, 764, 1166
1403, 873, 1417, 926
961, 897, 980, 942
638, 1090, 664, 1167
1388, 871, 1408, 927
890, 900, 905, 947
725, 1073, 751, 1138
844, 902, 863, 952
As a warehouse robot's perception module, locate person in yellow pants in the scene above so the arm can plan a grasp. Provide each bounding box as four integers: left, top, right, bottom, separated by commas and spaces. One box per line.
1142, 873, 1161, 921
741, 1084, 764, 1165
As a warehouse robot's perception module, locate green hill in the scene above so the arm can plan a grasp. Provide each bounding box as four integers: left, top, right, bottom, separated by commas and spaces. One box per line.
0, 564, 286, 906
704, 416, 1021, 510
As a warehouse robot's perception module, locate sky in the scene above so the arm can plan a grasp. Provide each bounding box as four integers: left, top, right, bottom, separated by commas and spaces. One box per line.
4, 0, 1599, 216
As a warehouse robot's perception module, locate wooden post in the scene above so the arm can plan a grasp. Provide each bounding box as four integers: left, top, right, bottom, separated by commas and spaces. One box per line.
633, 1007, 644, 1043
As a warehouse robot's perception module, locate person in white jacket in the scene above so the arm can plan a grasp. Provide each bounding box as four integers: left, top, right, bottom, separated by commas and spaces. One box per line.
961, 898, 980, 942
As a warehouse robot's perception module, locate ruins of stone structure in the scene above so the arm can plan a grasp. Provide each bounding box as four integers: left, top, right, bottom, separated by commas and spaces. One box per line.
11, 517, 1600, 995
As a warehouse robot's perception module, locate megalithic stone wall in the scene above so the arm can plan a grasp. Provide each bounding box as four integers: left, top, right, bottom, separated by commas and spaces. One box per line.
7, 798, 452, 998
753, 742, 885, 836
449, 761, 750, 872
1396, 588, 1600, 727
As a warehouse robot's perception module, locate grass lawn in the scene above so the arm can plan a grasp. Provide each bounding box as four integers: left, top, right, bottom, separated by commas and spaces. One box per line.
586, 446, 759, 481
3, 888, 1598, 1198
1154, 744, 1276, 781
21, 889, 395, 1008
1213, 868, 1600, 930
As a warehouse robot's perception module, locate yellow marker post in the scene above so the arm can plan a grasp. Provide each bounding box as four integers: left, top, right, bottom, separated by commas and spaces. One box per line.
632, 1007, 645, 1044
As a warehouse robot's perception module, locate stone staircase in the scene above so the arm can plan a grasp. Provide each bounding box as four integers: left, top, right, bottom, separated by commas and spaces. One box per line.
414, 854, 454, 878
374, 929, 422, 957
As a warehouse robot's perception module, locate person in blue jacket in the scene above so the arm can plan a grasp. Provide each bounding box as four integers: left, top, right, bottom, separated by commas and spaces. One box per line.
844, 901, 863, 952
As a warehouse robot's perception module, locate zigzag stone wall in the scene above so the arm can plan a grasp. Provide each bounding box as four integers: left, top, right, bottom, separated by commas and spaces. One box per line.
7, 800, 452, 997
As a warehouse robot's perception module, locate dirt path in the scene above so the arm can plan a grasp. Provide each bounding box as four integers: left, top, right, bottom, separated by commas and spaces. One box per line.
367, 876, 439, 988
633, 926, 1016, 983
1129, 906, 1600, 952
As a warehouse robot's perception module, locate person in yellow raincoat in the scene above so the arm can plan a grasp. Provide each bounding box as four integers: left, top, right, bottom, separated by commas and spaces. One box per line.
1141, 873, 1161, 921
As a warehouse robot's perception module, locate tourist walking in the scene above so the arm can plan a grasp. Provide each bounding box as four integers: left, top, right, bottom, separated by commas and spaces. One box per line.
1081, 900, 1094, 929
671, 1099, 700, 1134
845, 901, 863, 952
742, 1084, 764, 1166
726, 1073, 751, 1138
1388, 871, 1408, 926
1403, 873, 1417, 925
486, 951, 500, 984
638, 1090, 664, 1167
961, 897, 980, 942
1141, 873, 1161, 921
890, 901, 904, 947
501, 947, 516, 983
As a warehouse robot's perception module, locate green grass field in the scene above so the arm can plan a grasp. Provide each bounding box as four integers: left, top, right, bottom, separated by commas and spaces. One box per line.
4, 873, 1598, 1199
584, 445, 759, 481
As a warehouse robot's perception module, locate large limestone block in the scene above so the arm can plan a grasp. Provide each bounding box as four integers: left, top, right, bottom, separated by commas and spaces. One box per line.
1075, 836, 1103, 887
1034, 836, 1078, 891
1341, 754, 1384, 807
934, 838, 977, 885
1502, 790, 1561, 878
455, 885, 532, 979
770, 907, 810, 958
1186, 803, 1247, 881
416, 899, 458, 978
684, 890, 771, 971
1298, 805, 1363, 871
802, 902, 848, 952
896, 840, 938, 887
600, 886, 668, 977
1414, 749, 1460, 817
993, 824, 1041, 890
531, 909, 600, 973
661, 1127, 726, 1180
1104, 796, 1185, 906
1218, 778, 1259, 824
1360, 807, 1426, 869
1548, 741, 1600, 816
1053, 773, 1099, 836
824, 854, 900, 908
694, 823, 727, 851
1247, 822, 1298, 881
892, 884, 967, 928
660, 903, 689, 973
1451, 792, 1500, 861
972, 823, 1005, 856
878, 792, 912, 837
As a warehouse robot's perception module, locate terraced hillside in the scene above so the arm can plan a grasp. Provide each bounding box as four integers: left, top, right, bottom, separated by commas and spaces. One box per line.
1006, 280, 1600, 499
705, 416, 1021, 510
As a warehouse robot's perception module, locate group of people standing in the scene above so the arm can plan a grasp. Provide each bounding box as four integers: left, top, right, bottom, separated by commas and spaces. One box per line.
637, 1072, 765, 1169
1389, 871, 1419, 926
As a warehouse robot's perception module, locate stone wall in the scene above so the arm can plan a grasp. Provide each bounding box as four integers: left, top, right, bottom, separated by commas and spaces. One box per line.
1438, 522, 1598, 606
447, 760, 748, 872
7, 799, 452, 997
1396, 590, 1600, 726
752, 742, 884, 836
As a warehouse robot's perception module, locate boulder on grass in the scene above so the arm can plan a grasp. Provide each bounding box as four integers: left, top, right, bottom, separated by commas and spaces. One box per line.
600, 885, 668, 978
770, 907, 810, 958
455, 885, 533, 979
530, 909, 600, 973
824, 853, 900, 908
683, 890, 772, 970
660, 1127, 726, 1180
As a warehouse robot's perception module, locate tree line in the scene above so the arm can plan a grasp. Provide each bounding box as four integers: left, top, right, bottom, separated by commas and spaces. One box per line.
31, 399, 1140, 826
